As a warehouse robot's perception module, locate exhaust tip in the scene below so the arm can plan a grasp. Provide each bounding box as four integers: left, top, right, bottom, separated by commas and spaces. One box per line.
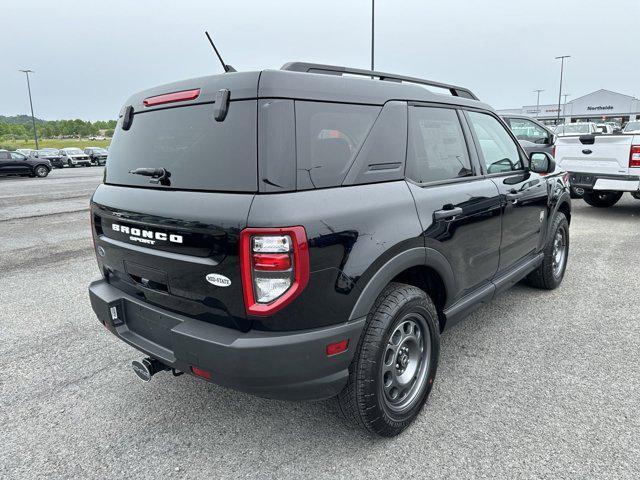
132, 359, 153, 382
132, 357, 168, 382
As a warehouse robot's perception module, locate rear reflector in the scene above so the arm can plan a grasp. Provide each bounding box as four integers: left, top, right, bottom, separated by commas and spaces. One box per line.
630, 145, 640, 168
190, 366, 212, 380
143, 88, 201, 107
326, 339, 349, 356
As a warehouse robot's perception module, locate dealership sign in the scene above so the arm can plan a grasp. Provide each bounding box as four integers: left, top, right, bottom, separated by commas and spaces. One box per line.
586, 105, 614, 111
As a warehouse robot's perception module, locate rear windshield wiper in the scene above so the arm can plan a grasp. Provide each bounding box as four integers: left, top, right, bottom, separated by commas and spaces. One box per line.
129, 167, 171, 186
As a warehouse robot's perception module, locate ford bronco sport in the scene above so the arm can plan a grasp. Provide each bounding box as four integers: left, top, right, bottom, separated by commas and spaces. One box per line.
89, 62, 571, 436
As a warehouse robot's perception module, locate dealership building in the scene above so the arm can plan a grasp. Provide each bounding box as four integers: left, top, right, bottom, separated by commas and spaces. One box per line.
497, 89, 640, 126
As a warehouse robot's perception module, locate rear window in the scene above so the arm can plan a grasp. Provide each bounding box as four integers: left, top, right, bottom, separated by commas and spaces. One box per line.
106, 101, 257, 192
295, 102, 380, 190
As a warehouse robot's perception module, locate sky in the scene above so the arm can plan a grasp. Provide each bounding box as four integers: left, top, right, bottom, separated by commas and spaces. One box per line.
2, 0, 638, 121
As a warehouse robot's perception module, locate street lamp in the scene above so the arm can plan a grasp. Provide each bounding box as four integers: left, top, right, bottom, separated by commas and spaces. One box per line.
371, 0, 375, 71
533, 89, 544, 118
19, 69, 39, 150
555, 55, 571, 124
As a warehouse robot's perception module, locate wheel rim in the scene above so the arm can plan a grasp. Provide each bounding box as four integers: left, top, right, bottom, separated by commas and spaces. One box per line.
381, 313, 431, 413
552, 226, 567, 278
36, 167, 47, 177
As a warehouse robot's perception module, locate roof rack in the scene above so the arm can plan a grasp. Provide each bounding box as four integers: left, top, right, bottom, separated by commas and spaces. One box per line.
281, 62, 479, 101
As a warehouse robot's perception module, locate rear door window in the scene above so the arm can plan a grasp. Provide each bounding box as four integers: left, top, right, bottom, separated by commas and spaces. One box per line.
295, 101, 380, 190
406, 106, 474, 183
106, 101, 257, 192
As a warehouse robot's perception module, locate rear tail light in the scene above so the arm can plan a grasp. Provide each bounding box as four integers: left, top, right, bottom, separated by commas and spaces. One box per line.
143, 88, 201, 107
630, 145, 640, 168
240, 227, 309, 316
552, 145, 556, 158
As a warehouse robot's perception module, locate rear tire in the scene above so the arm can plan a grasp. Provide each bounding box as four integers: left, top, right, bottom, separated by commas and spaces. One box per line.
34, 165, 49, 178
337, 282, 440, 437
583, 190, 623, 208
526, 212, 569, 290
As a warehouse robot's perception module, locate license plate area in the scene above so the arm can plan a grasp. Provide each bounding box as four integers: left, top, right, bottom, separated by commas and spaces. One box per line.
569, 173, 595, 188
123, 300, 180, 350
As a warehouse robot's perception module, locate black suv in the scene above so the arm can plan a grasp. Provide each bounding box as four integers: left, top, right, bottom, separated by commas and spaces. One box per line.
89, 63, 571, 436
0, 150, 51, 177
30, 149, 64, 168
84, 147, 108, 166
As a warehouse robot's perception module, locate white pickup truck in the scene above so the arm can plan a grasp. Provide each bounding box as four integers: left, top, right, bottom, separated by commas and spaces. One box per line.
554, 133, 640, 207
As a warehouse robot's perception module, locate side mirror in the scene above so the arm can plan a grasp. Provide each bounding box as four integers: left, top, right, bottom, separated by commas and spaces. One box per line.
529, 152, 555, 174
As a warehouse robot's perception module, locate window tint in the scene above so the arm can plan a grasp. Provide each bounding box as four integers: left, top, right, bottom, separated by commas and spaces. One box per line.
295, 101, 380, 190
0, 151, 10, 160
106, 101, 257, 192
406, 107, 473, 183
10, 152, 26, 160
467, 112, 523, 174
508, 118, 550, 144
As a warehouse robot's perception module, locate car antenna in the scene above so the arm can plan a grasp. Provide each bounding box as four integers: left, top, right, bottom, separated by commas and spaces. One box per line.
204, 31, 236, 73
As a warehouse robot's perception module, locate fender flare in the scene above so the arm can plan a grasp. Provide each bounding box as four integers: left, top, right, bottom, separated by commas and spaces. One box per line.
348, 247, 456, 321
546, 191, 571, 241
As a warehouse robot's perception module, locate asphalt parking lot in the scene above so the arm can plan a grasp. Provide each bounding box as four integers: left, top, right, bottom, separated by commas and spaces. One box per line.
1, 167, 639, 479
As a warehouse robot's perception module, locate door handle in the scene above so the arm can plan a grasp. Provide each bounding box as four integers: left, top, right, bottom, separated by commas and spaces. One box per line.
506, 191, 524, 202
434, 207, 463, 220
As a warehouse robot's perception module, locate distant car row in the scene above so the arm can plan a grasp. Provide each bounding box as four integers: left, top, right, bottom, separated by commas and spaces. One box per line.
553, 121, 640, 136
0, 146, 108, 179
14, 147, 108, 168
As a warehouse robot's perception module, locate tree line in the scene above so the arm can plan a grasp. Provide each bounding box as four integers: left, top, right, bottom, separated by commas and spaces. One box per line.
0, 115, 117, 140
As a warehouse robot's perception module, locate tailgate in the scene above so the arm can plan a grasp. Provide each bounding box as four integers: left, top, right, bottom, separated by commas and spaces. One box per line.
92, 185, 254, 332
555, 134, 633, 176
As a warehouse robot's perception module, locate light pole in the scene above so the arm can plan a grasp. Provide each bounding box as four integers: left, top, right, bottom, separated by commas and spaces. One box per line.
555, 55, 570, 124
562, 94, 571, 123
19, 69, 39, 150
533, 89, 544, 118
371, 0, 375, 71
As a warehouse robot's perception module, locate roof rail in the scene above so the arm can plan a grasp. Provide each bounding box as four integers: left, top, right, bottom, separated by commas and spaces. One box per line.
281, 62, 479, 101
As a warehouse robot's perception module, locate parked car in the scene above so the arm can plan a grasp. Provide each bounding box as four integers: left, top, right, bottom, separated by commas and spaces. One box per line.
501, 115, 556, 156
16, 148, 34, 157
622, 121, 640, 134
554, 122, 599, 136
0, 150, 51, 177
59, 147, 91, 167
555, 131, 640, 207
30, 149, 64, 168
89, 62, 571, 437
84, 147, 108, 166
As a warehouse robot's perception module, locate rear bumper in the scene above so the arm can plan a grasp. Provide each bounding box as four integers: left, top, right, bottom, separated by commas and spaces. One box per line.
89, 279, 364, 401
568, 172, 640, 192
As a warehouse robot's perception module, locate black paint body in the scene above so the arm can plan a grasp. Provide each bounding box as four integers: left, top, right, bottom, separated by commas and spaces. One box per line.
89, 68, 571, 400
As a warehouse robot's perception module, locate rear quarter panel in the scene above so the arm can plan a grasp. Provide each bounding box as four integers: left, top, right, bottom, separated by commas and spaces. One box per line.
246, 181, 423, 331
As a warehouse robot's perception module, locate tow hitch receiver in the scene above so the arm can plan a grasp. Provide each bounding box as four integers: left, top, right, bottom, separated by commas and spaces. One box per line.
131, 357, 169, 382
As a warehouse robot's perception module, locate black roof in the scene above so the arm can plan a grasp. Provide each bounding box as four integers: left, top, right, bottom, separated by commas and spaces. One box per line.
122, 62, 491, 113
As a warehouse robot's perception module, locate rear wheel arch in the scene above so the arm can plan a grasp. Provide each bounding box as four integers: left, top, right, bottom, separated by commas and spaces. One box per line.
348, 247, 454, 331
